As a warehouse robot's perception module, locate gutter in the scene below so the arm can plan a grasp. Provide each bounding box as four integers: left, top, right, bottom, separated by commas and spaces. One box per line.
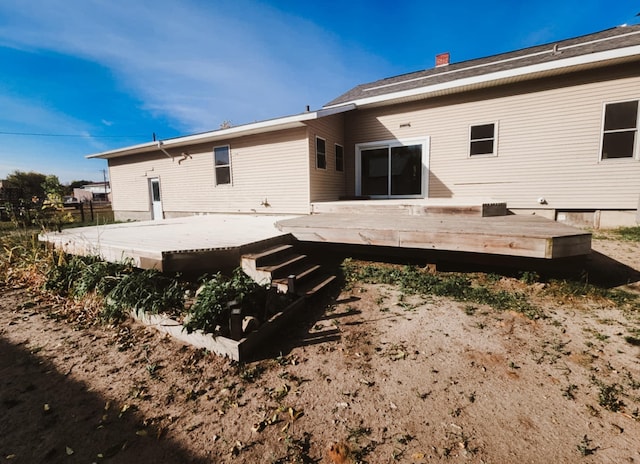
157, 141, 173, 159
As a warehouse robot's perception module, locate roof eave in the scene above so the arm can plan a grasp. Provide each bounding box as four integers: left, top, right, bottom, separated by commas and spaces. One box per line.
86, 104, 355, 160
323, 45, 640, 110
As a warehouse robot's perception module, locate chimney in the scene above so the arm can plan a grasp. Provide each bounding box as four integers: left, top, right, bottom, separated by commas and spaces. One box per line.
435, 52, 450, 67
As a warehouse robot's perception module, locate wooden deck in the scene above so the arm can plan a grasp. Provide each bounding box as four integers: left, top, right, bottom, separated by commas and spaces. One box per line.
40, 207, 592, 273
276, 214, 591, 259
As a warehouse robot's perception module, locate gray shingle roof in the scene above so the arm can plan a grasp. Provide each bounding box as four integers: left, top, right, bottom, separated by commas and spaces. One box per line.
325, 25, 640, 107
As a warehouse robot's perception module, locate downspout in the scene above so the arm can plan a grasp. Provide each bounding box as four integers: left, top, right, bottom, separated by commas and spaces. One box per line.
157, 141, 173, 159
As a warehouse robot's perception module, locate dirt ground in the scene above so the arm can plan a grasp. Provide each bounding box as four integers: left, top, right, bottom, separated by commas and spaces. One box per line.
1, 237, 640, 463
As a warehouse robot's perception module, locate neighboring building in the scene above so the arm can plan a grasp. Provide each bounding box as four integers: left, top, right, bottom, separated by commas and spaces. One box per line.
72, 182, 111, 203
88, 25, 640, 228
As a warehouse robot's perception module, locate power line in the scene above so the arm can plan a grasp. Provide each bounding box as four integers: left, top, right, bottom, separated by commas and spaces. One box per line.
0, 130, 148, 138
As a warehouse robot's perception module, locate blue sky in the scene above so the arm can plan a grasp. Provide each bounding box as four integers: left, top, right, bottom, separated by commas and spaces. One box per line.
0, 1, 638, 183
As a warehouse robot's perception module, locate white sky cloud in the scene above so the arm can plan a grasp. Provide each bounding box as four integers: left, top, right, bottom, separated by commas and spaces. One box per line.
0, 1, 370, 133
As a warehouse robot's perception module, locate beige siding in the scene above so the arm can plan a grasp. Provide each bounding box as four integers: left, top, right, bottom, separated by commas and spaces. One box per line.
305, 114, 346, 202
109, 127, 311, 216
345, 65, 640, 210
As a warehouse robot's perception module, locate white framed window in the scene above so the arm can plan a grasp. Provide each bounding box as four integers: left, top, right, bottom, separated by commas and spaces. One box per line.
600, 100, 639, 160
316, 137, 326, 169
469, 123, 497, 156
335, 144, 344, 172
214, 145, 231, 185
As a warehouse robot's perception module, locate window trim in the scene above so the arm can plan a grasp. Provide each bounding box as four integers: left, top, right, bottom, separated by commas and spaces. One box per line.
213, 144, 232, 186
468, 122, 498, 157
316, 136, 326, 170
599, 99, 639, 162
335, 143, 344, 172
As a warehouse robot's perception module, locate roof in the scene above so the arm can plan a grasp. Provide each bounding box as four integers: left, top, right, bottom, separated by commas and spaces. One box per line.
88, 25, 640, 161
325, 24, 640, 109
86, 105, 354, 160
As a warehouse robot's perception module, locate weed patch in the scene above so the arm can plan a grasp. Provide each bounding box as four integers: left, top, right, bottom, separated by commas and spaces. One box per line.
624, 335, 640, 346
41, 250, 184, 323
342, 260, 543, 319
596, 382, 625, 412
103, 269, 184, 322
577, 435, 597, 456
611, 226, 640, 242
545, 278, 639, 311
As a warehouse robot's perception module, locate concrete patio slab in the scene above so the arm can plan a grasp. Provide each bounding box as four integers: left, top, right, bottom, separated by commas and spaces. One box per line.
40, 214, 295, 272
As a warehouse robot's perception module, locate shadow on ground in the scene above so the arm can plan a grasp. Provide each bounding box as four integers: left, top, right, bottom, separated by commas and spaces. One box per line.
0, 337, 206, 463
247, 244, 640, 361
586, 250, 640, 287
249, 283, 345, 362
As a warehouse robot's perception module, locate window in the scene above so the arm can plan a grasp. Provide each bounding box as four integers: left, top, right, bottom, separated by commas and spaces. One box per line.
214, 145, 231, 185
601, 101, 638, 159
316, 137, 326, 169
335, 144, 344, 172
469, 123, 496, 156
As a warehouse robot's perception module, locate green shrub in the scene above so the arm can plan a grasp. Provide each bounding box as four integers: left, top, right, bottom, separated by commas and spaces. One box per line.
40, 250, 185, 323
42, 252, 89, 296
102, 269, 184, 322
184, 268, 268, 335
73, 259, 126, 299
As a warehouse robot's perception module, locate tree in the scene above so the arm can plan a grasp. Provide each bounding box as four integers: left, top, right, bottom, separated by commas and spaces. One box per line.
4, 170, 47, 202
42, 175, 63, 200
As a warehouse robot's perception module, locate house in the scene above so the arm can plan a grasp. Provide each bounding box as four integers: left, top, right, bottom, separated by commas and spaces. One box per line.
87, 25, 640, 228
72, 182, 111, 203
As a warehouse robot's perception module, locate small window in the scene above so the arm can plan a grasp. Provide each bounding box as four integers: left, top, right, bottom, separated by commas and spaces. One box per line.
335, 144, 344, 172
316, 137, 326, 169
214, 145, 231, 185
469, 123, 496, 156
601, 101, 638, 159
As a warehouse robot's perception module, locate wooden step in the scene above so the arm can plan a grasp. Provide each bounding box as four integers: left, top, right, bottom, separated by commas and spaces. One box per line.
242, 243, 336, 298
274, 272, 336, 297
243, 244, 294, 268
272, 263, 322, 293
261, 254, 307, 278
298, 274, 337, 297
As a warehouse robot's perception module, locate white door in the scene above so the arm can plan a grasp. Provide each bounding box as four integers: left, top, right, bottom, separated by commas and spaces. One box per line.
149, 178, 163, 220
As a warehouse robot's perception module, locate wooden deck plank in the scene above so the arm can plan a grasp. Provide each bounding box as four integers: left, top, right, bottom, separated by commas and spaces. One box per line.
277, 214, 591, 259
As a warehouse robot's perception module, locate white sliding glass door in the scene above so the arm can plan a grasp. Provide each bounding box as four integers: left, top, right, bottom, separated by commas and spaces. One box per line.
356, 138, 429, 198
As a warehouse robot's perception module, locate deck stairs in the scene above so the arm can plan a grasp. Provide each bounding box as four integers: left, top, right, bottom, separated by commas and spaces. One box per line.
241, 244, 336, 297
